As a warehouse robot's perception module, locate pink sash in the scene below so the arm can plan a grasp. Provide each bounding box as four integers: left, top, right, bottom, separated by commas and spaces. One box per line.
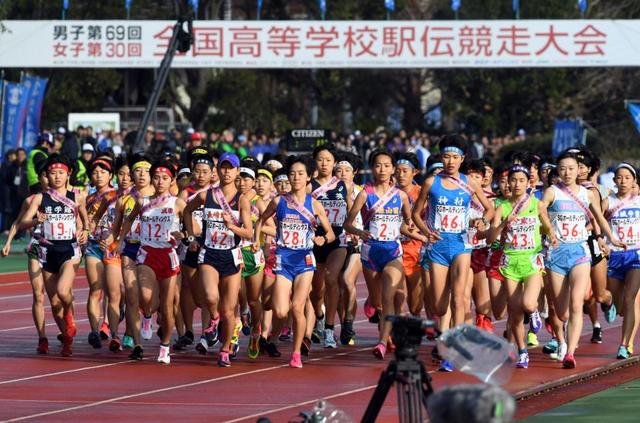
362, 184, 399, 226
556, 183, 593, 223
284, 194, 316, 228
140, 194, 172, 216
213, 187, 239, 226
46, 189, 78, 216
605, 194, 638, 220
312, 176, 340, 199
86, 188, 116, 210
443, 175, 483, 212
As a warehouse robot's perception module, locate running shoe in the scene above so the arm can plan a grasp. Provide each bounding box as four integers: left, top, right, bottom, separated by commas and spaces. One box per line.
617, 345, 630, 359
278, 326, 292, 342
439, 360, 454, 372
387, 338, 396, 353
37, 337, 49, 354
301, 336, 312, 357
173, 332, 195, 351
64, 310, 77, 338
543, 338, 559, 354
431, 345, 442, 363
323, 328, 337, 349
157, 345, 171, 364
109, 336, 123, 352
61, 335, 73, 357
230, 341, 240, 359
247, 335, 260, 359
289, 352, 303, 368
529, 310, 543, 334
100, 321, 111, 340
57, 333, 64, 343
141, 316, 153, 340
425, 326, 438, 341
218, 351, 231, 367
241, 311, 251, 337
196, 335, 209, 355
203, 318, 219, 346
372, 342, 386, 360
88, 331, 102, 349
122, 335, 134, 349
527, 331, 539, 347
556, 342, 568, 362
312, 315, 325, 344
482, 316, 494, 333
516, 352, 529, 369
544, 317, 554, 335
368, 310, 380, 324
363, 298, 376, 319
562, 353, 576, 369
231, 320, 243, 346
602, 302, 617, 324
591, 326, 603, 344
128, 345, 144, 361
340, 320, 355, 345
264, 340, 281, 357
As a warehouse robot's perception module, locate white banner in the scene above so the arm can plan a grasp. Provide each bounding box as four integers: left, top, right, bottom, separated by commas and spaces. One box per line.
1, 20, 640, 68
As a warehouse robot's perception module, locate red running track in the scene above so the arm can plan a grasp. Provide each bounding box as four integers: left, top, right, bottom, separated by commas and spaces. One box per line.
0, 270, 633, 422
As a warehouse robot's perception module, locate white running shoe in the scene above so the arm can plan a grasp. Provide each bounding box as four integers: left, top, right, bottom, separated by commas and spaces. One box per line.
141, 316, 153, 340
556, 342, 568, 362
323, 328, 337, 349
157, 344, 170, 364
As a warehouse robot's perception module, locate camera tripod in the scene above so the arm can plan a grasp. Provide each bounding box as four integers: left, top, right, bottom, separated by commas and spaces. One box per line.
361, 353, 434, 423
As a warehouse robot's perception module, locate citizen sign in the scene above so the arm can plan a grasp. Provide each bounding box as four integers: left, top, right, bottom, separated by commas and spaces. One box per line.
291, 130, 326, 138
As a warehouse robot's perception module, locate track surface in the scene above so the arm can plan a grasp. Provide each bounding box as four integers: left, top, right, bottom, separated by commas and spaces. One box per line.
0, 269, 636, 422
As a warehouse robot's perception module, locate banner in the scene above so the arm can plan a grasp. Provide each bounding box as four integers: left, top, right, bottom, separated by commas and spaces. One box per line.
21, 75, 49, 150
0, 20, 638, 68
1, 82, 31, 154
627, 102, 640, 135
552, 119, 586, 158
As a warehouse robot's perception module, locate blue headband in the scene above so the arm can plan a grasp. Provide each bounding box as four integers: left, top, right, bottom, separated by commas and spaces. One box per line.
396, 159, 415, 169
427, 162, 443, 173
442, 146, 464, 155
508, 164, 531, 178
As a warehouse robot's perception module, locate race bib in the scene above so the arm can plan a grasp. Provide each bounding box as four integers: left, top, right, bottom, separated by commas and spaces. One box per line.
320, 200, 347, 226
611, 216, 640, 246
128, 219, 142, 241
44, 214, 75, 240
280, 221, 308, 250
254, 249, 265, 266
205, 221, 236, 249
466, 227, 487, 249
434, 205, 466, 233
231, 247, 244, 267
551, 212, 588, 243
505, 217, 537, 251
369, 215, 401, 241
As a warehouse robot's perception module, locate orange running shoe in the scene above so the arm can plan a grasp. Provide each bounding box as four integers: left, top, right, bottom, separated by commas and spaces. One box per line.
64, 310, 77, 338
37, 337, 49, 354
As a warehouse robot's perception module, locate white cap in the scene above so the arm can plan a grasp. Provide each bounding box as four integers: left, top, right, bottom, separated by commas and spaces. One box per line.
112, 145, 122, 156
354, 130, 362, 137
186, 127, 195, 134
82, 143, 94, 152
56, 127, 66, 135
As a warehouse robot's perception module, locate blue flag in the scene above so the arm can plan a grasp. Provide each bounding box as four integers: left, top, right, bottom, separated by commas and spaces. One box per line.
578, 0, 587, 13
190, 0, 198, 15
552, 119, 586, 158
627, 103, 640, 135
257, 0, 263, 12
513, 0, 519, 12
1, 82, 31, 154
125, 0, 132, 11
318, 0, 326, 16
451, 0, 461, 12
385, 0, 395, 12
21, 75, 48, 151
63, 0, 69, 10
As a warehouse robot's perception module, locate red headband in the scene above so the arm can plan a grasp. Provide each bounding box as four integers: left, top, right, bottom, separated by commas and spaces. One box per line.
92, 159, 112, 172
48, 163, 70, 173
154, 166, 173, 177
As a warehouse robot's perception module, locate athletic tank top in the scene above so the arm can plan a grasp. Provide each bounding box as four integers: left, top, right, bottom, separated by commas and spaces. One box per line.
139, 196, 178, 248
240, 194, 261, 248
87, 189, 117, 241
400, 183, 422, 246
465, 199, 486, 250
606, 193, 640, 250
501, 197, 542, 254
311, 178, 348, 233
276, 194, 315, 250
202, 188, 241, 250
362, 184, 403, 243
428, 174, 471, 235
548, 185, 590, 244
40, 190, 77, 247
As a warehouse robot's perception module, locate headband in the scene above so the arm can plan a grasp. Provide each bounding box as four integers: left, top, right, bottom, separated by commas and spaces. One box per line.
192, 157, 214, 168
239, 167, 256, 178
265, 160, 283, 170
442, 146, 464, 155
154, 166, 174, 177
48, 162, 70, 173
274, 174, 289, 183
541, 163, 556, 170
191, 148, 209, 156
616, 163, 637, 178
91, 159, 112, 172
508, 164, 531, 178
427, 162, 443, 173
396, 159, 415, 169
336, 161, 354, 170
132, 161, 152, 171
257, 168, 273, 182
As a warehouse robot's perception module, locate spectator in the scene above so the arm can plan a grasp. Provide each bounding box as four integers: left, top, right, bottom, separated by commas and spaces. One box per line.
1, 150, 17, 233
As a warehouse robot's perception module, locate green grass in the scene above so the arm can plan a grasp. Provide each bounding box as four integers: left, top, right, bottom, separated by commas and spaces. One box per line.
0, 235, 29, 273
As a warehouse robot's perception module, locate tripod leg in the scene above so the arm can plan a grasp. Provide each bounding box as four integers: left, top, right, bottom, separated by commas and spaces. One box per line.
362, 363, 397, 423
419, 362, 435, 411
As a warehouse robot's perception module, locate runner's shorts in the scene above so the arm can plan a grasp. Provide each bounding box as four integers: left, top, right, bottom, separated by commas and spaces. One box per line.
607, 249, 640, 281
137, 246, 180, 280
274, 248, 315, 282
26, 239, 40, 262
198, 247, 242, 277
122, 241, 140, 261
486, 249, 505, 282
425, 234, 470, 267
39, 242, 81, 274
546, 242, 591, 276
241, 246, 265, 278
182, 248, 199, 269
264, 244, 276, 278
85, 240, 104, 261
499, 253, 544, 283
471, 247, 490, 274
401, 241, 422, 276
313, 232, 345, 264
361, 240, 402, 273
587, 234, 606, 267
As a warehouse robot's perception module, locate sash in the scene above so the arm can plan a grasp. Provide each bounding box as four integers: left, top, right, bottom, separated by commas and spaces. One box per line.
312, 176, 340, 199
443, 175, 483, 212
499, 188, 534, 244
140, 194, 172, 216
46, 189, 78, 216
86, 188, 116, 211
605, 194, 639, 220
213, 187, 240, 226
556, 183, 593, 223
362, 184, 399, 226
187, 185, 211, 202
284, 194, 316, 228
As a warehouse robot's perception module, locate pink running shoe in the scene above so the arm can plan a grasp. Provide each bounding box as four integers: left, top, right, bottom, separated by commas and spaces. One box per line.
289, 352, 303, 368
372, 343, 386, 360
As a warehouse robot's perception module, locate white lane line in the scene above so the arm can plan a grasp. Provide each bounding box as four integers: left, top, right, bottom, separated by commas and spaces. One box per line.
0, 359, 136, 386
0, 287, 89, 301
3, 347, 373, 422
0, 318, 89, 333
0, 282, 29, 287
